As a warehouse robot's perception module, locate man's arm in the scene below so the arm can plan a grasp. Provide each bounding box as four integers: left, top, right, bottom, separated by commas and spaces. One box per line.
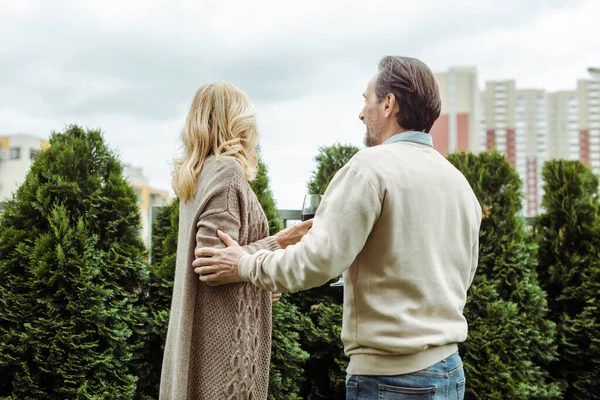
192, 192, 314, 285
195, 209, 279, 255
238, 162, 382, 293
196, 189, 315, 257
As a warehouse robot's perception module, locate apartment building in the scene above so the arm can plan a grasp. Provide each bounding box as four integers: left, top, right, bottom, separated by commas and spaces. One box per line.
431, 67, 481, 154
123, 165, 172, 248
0, 134, 49, 201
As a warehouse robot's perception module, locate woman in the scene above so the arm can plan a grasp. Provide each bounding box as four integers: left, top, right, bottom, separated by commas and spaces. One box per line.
160, 82, 311, 399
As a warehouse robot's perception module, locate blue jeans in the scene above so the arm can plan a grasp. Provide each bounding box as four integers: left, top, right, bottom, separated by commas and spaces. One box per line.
346, 351, 465, 399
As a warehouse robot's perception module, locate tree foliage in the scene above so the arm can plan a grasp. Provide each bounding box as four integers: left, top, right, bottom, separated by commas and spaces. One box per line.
535, 160, 600, 399
285, 143, 359, 399
448, 151, 560, 399
0, 125, 148, 399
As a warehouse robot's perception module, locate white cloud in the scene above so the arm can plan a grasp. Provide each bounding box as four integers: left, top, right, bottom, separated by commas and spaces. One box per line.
1, 0, 598, 209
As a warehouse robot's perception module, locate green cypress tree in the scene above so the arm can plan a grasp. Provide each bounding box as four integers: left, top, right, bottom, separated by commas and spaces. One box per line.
149, 199, 179, 267
298, 302, 346, 400
288, 143, 359, 399
448, 151, 560, 399
307, 143, 360, 195
250, 155, 309, 400
535, 160, 600, 398
0, 125, 148, 399
138, 199, 179, 398
250, 154, 283, 236
268, 297, 310, 400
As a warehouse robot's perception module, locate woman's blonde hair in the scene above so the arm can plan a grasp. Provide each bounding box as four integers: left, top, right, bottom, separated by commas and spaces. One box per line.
172, 82, 260, 202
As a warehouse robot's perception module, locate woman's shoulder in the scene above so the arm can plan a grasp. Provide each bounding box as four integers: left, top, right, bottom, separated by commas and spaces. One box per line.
189, 156, 251, 209
201, 155, 246, 182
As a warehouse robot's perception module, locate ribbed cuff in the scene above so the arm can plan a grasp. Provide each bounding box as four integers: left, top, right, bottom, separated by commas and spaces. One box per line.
264, 235, 281, 251
239, 236, 278, 282
238, 253, 253, 281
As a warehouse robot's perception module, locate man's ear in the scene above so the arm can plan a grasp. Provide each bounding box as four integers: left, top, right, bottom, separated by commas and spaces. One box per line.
384, 93, 398, 119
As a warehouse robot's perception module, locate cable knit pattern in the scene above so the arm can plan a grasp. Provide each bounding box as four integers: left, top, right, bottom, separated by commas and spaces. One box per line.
160, 155, 280, 400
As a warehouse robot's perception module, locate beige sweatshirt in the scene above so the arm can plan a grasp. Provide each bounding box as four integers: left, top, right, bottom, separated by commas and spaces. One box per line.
239, 141, 482, 376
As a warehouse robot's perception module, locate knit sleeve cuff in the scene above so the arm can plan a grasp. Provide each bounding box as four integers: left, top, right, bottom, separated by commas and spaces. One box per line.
238, 253, 253, 282
264, 235, 281, 251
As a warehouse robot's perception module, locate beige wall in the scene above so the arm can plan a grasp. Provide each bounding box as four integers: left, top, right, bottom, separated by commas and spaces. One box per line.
548, 91, 578, 160
437, 67, 479, 115
0, 137, 9, 151
577, 80, 590, 129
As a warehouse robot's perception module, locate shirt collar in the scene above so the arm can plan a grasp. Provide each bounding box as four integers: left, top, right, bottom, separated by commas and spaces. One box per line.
382, 131, 433, 147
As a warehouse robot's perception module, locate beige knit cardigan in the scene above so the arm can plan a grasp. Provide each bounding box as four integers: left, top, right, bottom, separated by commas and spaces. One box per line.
160, 155, 279, 400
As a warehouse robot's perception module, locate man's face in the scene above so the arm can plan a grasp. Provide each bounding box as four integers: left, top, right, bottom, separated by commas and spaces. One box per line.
359, 77, 385, 148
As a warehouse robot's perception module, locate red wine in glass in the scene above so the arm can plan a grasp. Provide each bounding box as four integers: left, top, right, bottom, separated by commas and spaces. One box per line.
301, 194, 322, 222
301, 213, 315, 221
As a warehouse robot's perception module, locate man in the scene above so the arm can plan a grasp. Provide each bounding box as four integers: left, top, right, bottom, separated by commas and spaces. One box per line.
193, 56, 482, 399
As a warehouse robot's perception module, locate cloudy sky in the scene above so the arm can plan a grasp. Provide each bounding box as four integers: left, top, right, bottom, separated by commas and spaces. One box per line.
1, 0, 598, 209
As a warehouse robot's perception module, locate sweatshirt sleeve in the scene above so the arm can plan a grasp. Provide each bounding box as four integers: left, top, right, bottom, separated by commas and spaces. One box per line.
467, 235, 479, 289
238, 162, 382, 293
467, 202, 482, 289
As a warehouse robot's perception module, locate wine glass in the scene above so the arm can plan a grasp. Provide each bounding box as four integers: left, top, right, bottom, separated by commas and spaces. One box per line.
301, 194, 322, 222
301, 194, 343, 287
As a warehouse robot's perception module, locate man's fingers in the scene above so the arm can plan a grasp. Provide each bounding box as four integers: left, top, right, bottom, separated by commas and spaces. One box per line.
195, 247, 218, 258
198, 274, 219, 286
217, 230, 238, 247
192, 257, 218, 268
194, 266, 218, 275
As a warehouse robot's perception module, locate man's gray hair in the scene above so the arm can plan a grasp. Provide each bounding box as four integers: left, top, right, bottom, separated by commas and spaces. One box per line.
375, 56, 441, 133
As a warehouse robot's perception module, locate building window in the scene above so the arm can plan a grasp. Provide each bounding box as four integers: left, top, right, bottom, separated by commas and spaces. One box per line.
9, 147, 20, 160
30, 149, 40, 160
